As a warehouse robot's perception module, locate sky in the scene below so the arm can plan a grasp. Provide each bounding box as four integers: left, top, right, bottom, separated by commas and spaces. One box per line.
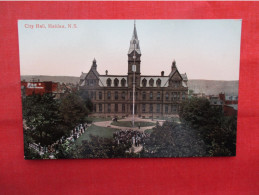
18, 19, 241, 80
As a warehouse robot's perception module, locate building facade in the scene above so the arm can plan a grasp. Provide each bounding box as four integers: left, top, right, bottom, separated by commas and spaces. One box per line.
79, 23, 188, 118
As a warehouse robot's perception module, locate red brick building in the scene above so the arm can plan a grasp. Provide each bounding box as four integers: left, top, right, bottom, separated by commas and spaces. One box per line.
219, 93, 238, 116
21, 81, 58, 97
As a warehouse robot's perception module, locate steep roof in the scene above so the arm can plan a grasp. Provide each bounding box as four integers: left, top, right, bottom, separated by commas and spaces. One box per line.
128, 21, 141, 55
181, 73, 188, 81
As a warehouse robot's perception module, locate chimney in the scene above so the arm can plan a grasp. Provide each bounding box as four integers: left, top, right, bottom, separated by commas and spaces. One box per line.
105, 70, 108, 75
161, 71, 164, 76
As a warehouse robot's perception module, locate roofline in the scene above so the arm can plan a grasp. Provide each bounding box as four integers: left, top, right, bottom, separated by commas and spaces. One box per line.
99, 75, 128, 77
141, 75, 169, 77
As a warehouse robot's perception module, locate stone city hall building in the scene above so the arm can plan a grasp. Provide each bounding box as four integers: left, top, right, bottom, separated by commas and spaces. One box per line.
79, 23, 188, 118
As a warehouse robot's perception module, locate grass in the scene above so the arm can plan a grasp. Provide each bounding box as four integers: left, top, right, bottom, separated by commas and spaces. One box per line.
155, 116, 180, 123
85, 117, 112, 123
111, 121, 155, 128
75, 124, 118, 145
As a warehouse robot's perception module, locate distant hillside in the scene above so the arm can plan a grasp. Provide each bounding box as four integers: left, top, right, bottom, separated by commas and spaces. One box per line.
188, 80, 239, 96
21, 75, 80, 84
21, 75, 239, 96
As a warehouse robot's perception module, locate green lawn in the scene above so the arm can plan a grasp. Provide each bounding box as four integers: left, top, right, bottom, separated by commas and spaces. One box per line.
75, 124, 118, 145
111, 121, 155, 128
85, 117, 112, 123
155, 116, 180, 123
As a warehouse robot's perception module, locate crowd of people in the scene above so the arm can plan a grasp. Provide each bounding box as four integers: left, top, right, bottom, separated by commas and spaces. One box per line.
113, 129, 148, 147
29, 123, 89, 156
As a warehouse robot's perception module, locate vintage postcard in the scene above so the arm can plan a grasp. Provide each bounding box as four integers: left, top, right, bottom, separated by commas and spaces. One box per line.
18, 20, 241, 159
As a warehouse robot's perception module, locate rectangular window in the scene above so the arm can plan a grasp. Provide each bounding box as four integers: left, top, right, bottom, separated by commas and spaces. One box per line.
150, 92, 153, 100
142, 104, 146, 113
142, 92, 146, 100
122, 91, 125, 100
99, 92, 102, 100
93, 104, 96, 112
115, 91, 118, 100
172, 105, 177, 112
149, 104, 153, 113
157, 92, 160, 100
173, 92, 177, 100
122, 104, 125, 112
156, 104, 160, 113
166, 93, 169, 100
115, 104, 118, 112
182, 93, 185, 100
107, 91, 111, 100
99, 104, 102, 112
91, 91, 94, 99
108, 104, 111, 113
165, 104, 168, 113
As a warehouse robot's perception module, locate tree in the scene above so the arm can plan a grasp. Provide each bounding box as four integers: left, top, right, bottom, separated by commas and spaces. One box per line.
78, 90, 94, 112
142, 121, 207, 158
179, 97, 237, 156
73, 135, 134, 159
23, 93, 63, 145
23, 128, 42, 159
59, 93, 89, 130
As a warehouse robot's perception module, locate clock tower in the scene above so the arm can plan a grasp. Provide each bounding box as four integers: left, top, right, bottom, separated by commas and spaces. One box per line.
128, 21, 141, 87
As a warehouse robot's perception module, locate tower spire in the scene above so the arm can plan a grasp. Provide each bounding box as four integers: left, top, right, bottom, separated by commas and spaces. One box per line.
128, 20, 141, 55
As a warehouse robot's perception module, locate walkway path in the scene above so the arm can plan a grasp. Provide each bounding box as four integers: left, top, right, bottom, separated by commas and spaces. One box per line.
93, 117, 165, 132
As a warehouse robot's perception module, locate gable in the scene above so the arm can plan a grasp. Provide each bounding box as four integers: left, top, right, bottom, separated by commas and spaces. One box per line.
170, 70, 183, 81
85, 69, 99, 80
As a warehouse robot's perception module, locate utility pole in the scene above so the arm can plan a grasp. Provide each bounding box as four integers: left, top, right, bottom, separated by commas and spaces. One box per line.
132, 41, 136, 127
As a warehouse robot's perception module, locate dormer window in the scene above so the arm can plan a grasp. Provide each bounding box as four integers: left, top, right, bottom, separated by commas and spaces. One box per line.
142, 78, 147, 87
107, 78, 111, 87
121, 78, 126, 87
90, 80, 94, 86
149, 79, 154, 87
156, 79, 161, 87
114, 78, 119, 87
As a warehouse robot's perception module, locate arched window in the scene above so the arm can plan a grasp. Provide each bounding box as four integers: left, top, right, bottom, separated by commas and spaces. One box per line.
121, 78, 126, 87
115, 91, 118, 100
107, 91, 111, 100
99, 91, 102, 100
165, 93, 169, 100
157, 92, 161, 100
149, 79, 154, 87
106, 78, 111, 87
150, 92, 153, 100
121, 91, 126, 100
142, 78, 147, 87
142, 92, 146, 100
156, 79, 161, 87
114, 78, 119, 87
